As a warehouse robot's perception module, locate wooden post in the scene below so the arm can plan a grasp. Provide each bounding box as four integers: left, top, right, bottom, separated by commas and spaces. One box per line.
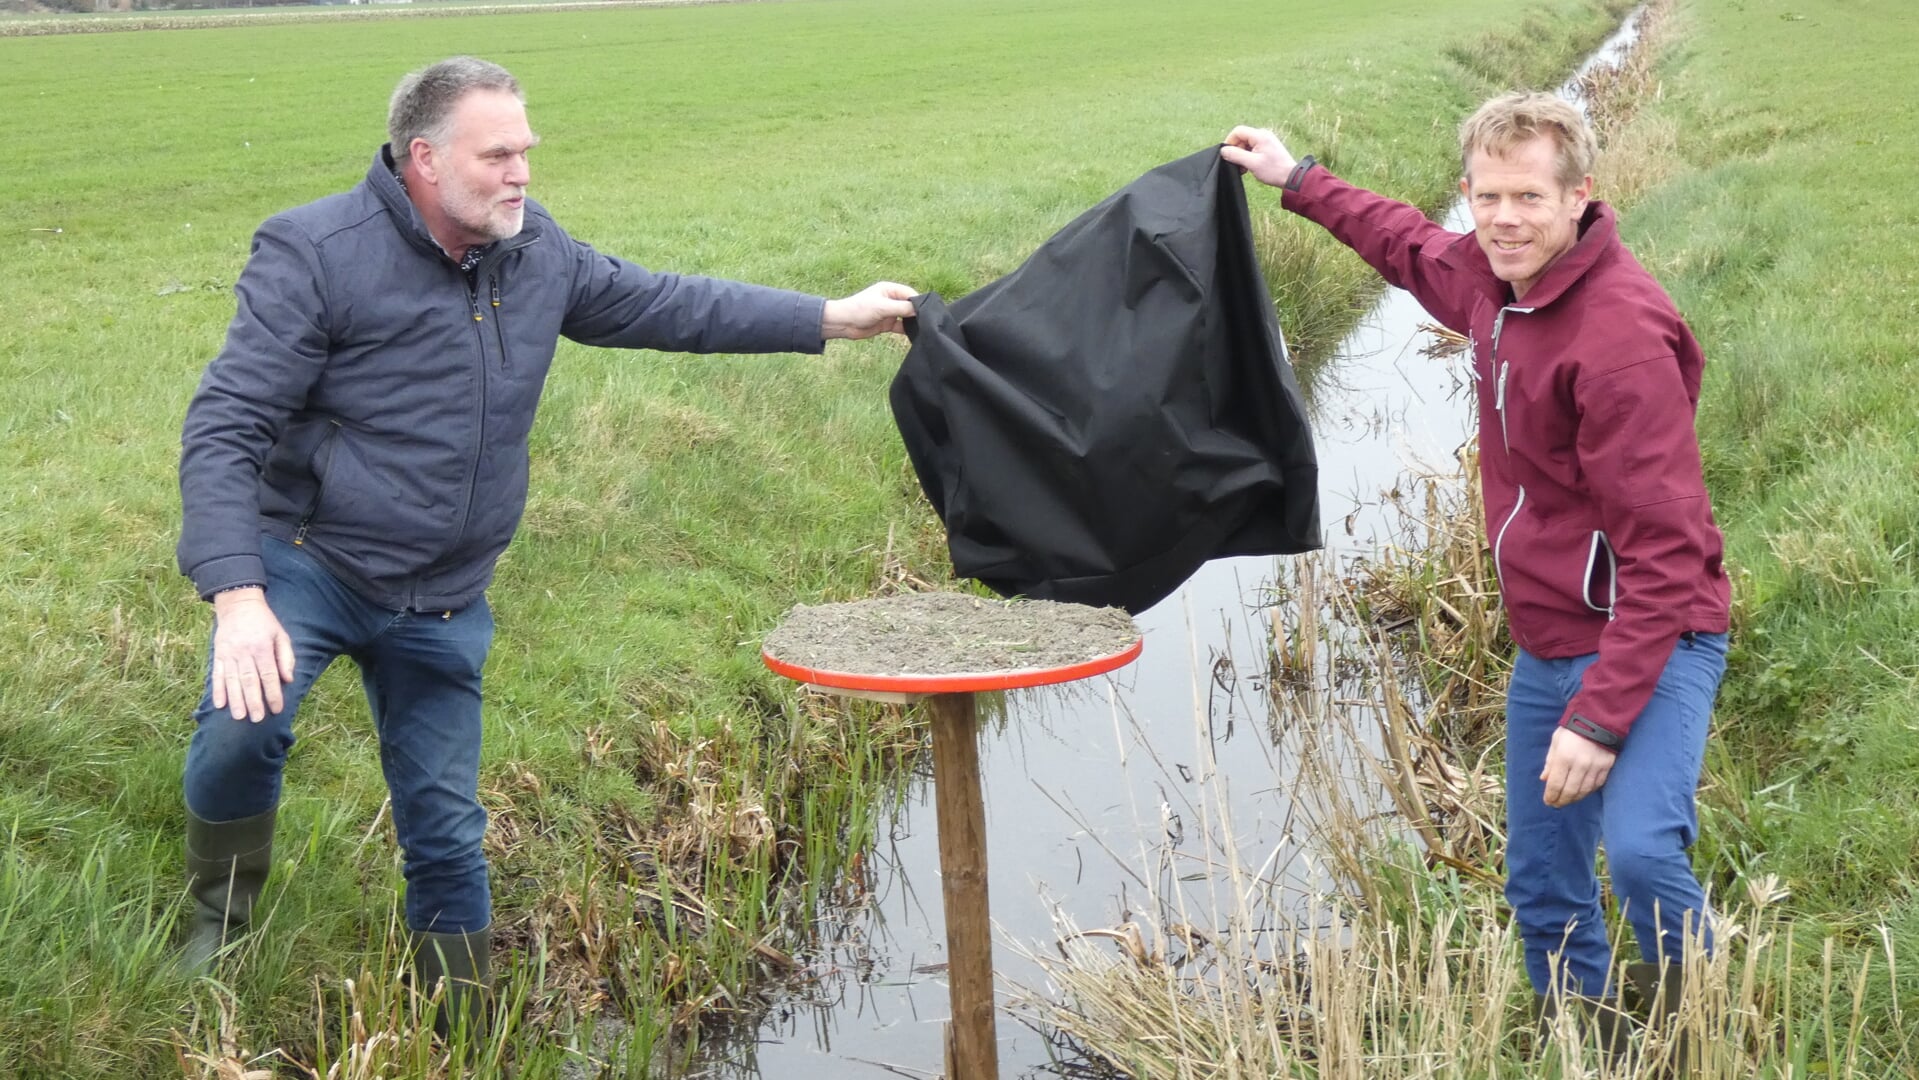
762, 600, 1139, 1078
927, 692, 998, 1080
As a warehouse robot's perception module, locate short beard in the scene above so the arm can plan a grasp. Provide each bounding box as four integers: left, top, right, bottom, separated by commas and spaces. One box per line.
456, 203, 522, 245
478, 205, 524, 242
443, 183, 524, 245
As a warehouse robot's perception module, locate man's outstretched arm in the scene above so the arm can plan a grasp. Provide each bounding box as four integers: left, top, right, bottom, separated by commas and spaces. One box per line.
1220, 125, 1304, 188
822, 281, 917, 341
1221, 125, 1480, 332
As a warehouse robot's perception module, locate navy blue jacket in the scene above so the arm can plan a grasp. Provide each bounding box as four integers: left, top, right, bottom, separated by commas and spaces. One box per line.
179, 147, 827, 610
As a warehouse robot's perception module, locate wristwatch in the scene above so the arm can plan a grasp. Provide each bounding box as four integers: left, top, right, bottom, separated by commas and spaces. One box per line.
1564, 712, 1622, 749
1284, 155, 1319, 192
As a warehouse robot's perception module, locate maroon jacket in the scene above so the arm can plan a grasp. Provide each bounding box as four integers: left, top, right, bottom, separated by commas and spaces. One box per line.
1283, 166, 1731, 745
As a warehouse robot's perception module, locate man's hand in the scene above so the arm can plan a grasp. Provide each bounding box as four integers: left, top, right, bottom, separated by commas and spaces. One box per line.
1540, 726, 1618, 807
210, 587, 296, 723
1219, 126, 1299, 189
822, 281, 918, 341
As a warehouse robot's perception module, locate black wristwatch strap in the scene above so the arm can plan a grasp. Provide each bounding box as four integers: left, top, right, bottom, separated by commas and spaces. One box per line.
1284, 155, 1319, 192
1563, 712, 1622, 749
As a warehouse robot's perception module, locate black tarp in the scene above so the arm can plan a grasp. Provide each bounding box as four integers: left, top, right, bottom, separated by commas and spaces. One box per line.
890, 146, 1322, 614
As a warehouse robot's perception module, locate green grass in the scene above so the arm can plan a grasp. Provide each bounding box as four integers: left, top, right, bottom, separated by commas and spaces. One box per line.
8, 0, 1914, 1074
1622, 0, 1919, 1040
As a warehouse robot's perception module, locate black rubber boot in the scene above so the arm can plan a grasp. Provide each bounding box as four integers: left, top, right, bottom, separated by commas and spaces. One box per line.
411, 926, 493, 1040
182, 806, 277, 973
1627, 961, 1692, 1077
1532, 989, 1634, 1068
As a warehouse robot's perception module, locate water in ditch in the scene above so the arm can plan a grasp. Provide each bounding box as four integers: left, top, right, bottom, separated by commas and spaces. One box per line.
688, 11, 1647, 1077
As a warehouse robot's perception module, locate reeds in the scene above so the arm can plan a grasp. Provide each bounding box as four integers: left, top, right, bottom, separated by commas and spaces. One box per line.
173, 911, 535, 1080
1582, 0, 1681, 208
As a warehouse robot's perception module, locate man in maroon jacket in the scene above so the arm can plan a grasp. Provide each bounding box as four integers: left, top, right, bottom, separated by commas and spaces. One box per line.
1224, 92, 1732, 1029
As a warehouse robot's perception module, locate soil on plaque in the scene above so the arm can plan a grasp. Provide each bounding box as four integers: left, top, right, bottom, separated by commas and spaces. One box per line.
762, 593, 1139, 677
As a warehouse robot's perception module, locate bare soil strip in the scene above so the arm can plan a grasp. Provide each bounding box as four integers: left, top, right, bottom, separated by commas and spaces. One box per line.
1, 0, 768, 37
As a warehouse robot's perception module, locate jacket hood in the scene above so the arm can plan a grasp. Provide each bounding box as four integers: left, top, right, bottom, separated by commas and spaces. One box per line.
369, 146, 449, 262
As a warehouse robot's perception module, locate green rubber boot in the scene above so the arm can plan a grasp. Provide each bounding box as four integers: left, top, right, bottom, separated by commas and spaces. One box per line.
411, 926, 493, 1040
182, 806, 276, 973
1532, 989, 1634, 1068
1627, 961, 1693, 1077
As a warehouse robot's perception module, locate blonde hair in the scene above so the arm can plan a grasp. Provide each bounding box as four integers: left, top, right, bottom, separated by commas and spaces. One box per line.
1458, 91, 1597, 190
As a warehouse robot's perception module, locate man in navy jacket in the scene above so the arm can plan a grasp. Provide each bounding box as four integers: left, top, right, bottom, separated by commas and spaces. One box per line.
1224, 92, 1731, 1038
176, 55, 913, 1028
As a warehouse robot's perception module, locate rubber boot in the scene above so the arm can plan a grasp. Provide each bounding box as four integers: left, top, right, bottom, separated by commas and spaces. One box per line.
1532, 990, 1634, 1069
411, 926, 493, 1040
1627, 961, 1692, 1077
182, 806, 276, 973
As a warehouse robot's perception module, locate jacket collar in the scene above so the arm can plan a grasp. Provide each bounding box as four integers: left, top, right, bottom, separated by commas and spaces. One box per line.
366, 145, 543, 266
1438, 199, 1618, 310
369, 145, 453, 262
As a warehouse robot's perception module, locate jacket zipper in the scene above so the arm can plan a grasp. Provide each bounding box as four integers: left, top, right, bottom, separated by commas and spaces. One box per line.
1488, 305, 1532, 630
415, 234, 538, 609
490, 276, 510, 376
292, 421, 344, 546
428, 279, 491, 610
472, 234, 534, 377
1490, 307, 1531, 457
461, 278, 511, 374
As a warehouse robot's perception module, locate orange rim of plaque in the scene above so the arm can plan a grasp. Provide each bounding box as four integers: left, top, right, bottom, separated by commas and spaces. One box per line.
762, 636, 1142, 696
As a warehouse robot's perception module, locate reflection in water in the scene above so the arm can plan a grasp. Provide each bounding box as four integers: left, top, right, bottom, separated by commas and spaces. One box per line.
699, 12, 1650, 1077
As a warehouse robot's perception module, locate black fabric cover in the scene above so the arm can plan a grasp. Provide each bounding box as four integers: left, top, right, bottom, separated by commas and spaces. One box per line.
891, 146, 1321, 614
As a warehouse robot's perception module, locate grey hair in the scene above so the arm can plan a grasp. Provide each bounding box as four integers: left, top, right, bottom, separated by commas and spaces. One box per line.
388, 56, 523, 152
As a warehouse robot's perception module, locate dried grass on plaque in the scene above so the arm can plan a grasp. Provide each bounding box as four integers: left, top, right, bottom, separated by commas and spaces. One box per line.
763, 593, 1139, 678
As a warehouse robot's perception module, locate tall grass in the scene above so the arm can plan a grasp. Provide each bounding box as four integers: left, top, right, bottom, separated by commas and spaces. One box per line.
1631, 0, 1919, 1036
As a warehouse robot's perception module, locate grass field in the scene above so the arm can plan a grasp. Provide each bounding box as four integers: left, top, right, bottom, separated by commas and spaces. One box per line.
1647, 0, 1919, 1049
5, 0, 1917, 1075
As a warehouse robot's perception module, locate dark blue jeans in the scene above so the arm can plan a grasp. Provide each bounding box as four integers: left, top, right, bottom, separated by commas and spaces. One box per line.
184, 536, 494, 934
1504, 632, 1727, 995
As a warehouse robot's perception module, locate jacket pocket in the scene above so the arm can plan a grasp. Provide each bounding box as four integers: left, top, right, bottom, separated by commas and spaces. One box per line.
1582, 530, 1618, 620
1491, 486, 1526, 598
292, 421, 343, 544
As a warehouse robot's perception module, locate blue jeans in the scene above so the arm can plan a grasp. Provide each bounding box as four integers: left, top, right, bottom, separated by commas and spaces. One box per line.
184, 536, 494, 934
1503, 632, 1726, 995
